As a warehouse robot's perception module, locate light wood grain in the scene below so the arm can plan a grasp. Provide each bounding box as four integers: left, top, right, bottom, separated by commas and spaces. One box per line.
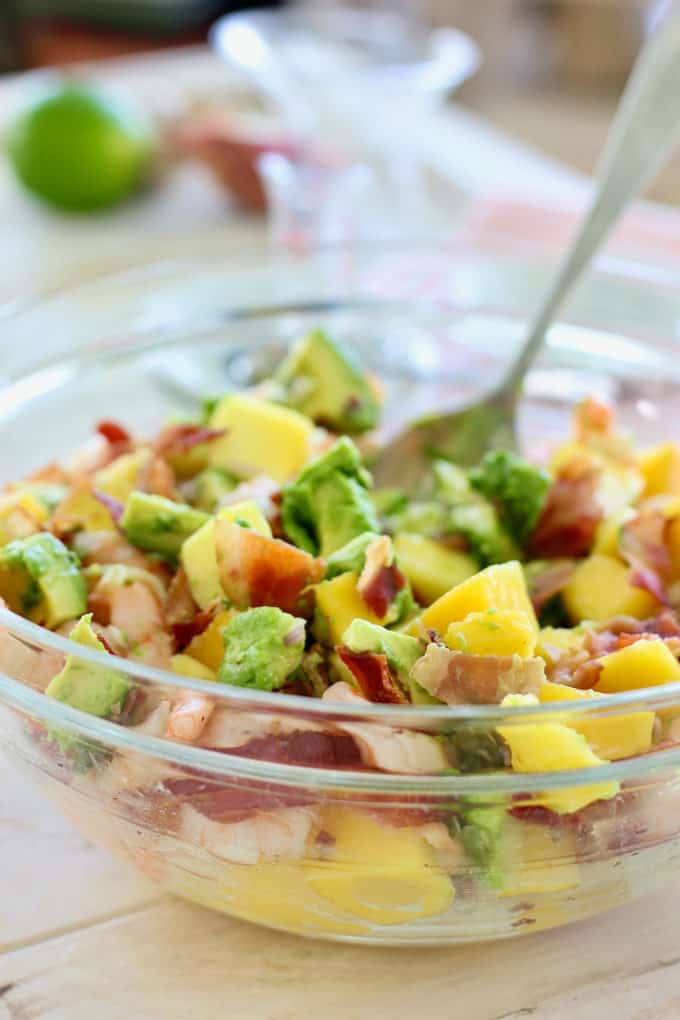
0, 755, 160, 953
1, 879, 680, 1020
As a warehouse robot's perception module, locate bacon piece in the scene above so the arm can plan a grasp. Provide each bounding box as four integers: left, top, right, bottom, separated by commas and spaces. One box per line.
172, 609, 215, 650
570, 658, 604, 690
214, 730, 364, 769
336, 648, 406, 704
162, 777, 314, 824
92, 489, 124, 523
411, 644, 544, 705
619, 510, 671, 606
154, 424, 226, 458
96, 420, 131, 446
357, 536, 406, 618
215, 517, 324, 613
527, 558, 575, 615
530, 463, 601, 558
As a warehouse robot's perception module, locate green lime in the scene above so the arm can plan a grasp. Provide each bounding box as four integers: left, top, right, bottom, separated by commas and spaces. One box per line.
8, 85, 155, 212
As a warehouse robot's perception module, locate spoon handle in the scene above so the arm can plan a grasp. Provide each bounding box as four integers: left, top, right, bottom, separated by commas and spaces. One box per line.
505, 3, 680, 394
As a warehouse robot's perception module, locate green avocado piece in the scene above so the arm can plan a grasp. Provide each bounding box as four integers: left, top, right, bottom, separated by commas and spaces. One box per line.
0, 532, 86, 627
121, 491, 210, 561
325, 531, 382, 579
46, 614, 130, 717
275, 329, 379, 434
281, 437, 379, 556
469, 450, 551, 546
342, 618, 423, 684
459, 794, 508, 888
192, 467, 237, 513
218, 607, 306, 691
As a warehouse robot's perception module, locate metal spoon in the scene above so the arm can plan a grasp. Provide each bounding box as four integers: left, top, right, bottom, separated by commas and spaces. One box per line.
372, 3, 680, 491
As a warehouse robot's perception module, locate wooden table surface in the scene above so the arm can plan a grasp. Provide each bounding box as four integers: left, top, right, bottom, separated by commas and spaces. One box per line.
1, 47, 678, 1020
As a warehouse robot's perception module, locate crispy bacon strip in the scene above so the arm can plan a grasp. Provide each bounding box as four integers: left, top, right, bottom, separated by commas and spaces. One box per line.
154, 424, 226, 457
412, 644, 544, 705
528, 558, 575, 615
620, 510, 671, 607
357, 536, 406, 618
530, 463, 601, 558
336, 647, 406, 704
215, 518, 324, 613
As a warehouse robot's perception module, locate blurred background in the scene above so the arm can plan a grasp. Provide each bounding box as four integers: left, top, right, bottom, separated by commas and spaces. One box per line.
0, 0, 673, 307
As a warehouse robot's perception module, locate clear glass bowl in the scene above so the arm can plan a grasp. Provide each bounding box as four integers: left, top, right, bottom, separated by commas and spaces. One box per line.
2, 238, 680, 945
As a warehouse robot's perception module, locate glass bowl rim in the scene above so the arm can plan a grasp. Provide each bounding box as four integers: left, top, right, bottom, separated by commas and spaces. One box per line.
2, 237, 680, 788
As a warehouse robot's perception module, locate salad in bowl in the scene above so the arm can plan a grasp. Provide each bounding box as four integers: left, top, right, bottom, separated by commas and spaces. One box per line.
2, 245, 680, 944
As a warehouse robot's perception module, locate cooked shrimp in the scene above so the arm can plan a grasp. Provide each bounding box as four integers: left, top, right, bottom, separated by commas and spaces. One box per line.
180, 803, 317, 865
322, 682, 448, 774
107, 581, 164, 644
197, 707, 328, 749
74, 530, 152, 571
167, 692, 215, 743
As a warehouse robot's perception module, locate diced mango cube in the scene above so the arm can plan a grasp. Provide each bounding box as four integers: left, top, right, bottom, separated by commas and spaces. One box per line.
421, 561, 538, 638
666, 515, 680, 579
498, 822, 580, 897
209, 394, 313, 483
170, 654, 217, 682
184, 610, 237, 671
497, 722, 619, 813
445, 609, 536, 658
305, 808, 453, 925
392, 533, 477, 606
536, 627, 584, 669
639, 443, 680, 498
592, 506, 636, 557
314, 571, 384, 645
93, 449, 151, 503
596, 637, 680, 694
563, 554, 659, 624
538, 681, 654, 760
181, 501, 271, 610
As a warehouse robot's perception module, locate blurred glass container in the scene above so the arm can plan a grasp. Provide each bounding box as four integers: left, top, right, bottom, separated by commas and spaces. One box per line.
211, 4, 480, 231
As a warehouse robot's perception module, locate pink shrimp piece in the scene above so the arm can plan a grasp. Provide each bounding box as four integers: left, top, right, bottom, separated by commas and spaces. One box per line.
108, 581, 164, 644
167, 692, 215, 743
322, 682, 448, 774
180, 803, 317, 865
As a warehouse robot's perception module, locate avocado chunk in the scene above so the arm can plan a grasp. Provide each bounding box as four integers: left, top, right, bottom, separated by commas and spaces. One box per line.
343, 618, 423, 683
469, 450, 551, 546
281, 437, 379, 556
0, 532, 86, 627
121, 491, 209, 561
458, 794, 508, 888
192, 467, 237, 513
274, 329, 379, 434
46, 614, 130, 717
385, 460, 519, 567
218, 606, 306, 691
325, 531, 382, 579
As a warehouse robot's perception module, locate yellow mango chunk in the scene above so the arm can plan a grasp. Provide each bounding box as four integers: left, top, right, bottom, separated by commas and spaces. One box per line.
181, 501, 271, 610
179, 862, 370, 937
185, 610, 237, 671
639, 443, 680, 498
209, 394, 313, 483
666, 515, 680, 579
592, 506, 636, 557
314, 571, 384, 645
498, 722, 619, 814
170, 654, 216, 682
0, 490, 49, 545
499, 823, 580, 897
595, 637, 680, 694
93, 449, 151, 503
305, 808, 453, 926
392, 533, 477, 606
445, 609, 537, 658
539, 681, 655, 760
563, 554, 659, 624
536, 627, 584, 669
52, 486, 116, 534
421, 561, 538, 638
